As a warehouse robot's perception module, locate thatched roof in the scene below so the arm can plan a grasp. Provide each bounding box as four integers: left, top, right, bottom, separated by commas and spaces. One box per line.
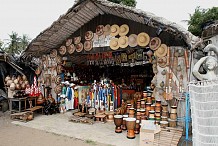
22, 0, 200, 59
202, 20, 218, 39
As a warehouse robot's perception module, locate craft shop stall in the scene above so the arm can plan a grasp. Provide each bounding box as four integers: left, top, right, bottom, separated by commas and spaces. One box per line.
20, 0, 201, 144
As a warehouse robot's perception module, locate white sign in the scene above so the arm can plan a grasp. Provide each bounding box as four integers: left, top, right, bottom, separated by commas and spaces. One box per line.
93, 33, 114, 48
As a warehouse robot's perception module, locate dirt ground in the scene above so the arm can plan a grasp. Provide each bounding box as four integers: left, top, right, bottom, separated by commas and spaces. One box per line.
0, 111, 109, 146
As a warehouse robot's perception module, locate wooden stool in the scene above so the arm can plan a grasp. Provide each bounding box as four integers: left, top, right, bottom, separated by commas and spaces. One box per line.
94, 114, 107, 123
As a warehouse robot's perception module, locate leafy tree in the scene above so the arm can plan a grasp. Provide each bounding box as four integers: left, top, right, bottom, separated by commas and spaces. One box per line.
0, 40, 4, 51
4, 32, 30, 55
188, 7, 218, 36
5, 32, 21, 54
20, 34, 30, 51
108, 0, 136, 7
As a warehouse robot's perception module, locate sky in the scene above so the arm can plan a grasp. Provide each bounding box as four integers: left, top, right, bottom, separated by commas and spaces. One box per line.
0, 0, 218, 42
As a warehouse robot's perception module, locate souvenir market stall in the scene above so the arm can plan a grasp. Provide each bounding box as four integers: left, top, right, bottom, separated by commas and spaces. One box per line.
20, 0, 201, 144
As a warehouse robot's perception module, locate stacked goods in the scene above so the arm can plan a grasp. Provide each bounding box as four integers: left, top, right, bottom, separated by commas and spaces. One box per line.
155, 100, 161, 124
5, 75, 29, 91
136, 109, 141, 121
136, 99, 141, 109
140, 109, 146, 120
160, 104, 169, 127
149, 110, 155, 120
145, 103, 151, 117
169, 106, 177, 127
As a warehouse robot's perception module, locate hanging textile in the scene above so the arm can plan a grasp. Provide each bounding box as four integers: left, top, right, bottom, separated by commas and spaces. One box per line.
189, 80, 218, 146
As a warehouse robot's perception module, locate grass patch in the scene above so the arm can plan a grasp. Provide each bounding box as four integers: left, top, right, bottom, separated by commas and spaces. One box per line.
85, 139, 97, 145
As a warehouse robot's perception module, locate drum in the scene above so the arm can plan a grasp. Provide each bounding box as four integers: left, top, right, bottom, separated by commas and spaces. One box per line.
160, 121, 169, 127
162, 111, 169, 117
143, 91, 147, 99
140, 99, 145, 109
129, 108, 135, 118
162, 104, 168, 112
137, 99, 141, 109
135, 120, 140, 134
168, 118, 177, 127
126, 118, 136, 139
140, 109, 146, 120
147, 97, 152, 104
146, 103, 151, 116
155, 112, 161, 117
149, 111, 155, 120
155, 106, 161, 112
136, 109, 141, 121
151, 105, 155, 111
170, 113, 177, 120
170, 106, 177, 113
122, 115, 128, 130
161, 116, 168, 121
114, 115, 123, 133
126, 104, 132, 114
156, 100, 161, 107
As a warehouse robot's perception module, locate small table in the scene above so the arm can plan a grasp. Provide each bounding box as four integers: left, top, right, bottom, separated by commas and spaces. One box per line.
9, 97, 27, 113
94, 114, 107, 123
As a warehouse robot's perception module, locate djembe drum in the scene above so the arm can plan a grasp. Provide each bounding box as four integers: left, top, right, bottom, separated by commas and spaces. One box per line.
129, 108, 135, 118
122, 115, 128, 130
114, 115, 123, 133
135, 120, 140, 134
126, 118, 136, 139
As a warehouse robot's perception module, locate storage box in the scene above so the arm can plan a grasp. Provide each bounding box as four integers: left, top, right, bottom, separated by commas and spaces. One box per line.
140, 120, 161, 146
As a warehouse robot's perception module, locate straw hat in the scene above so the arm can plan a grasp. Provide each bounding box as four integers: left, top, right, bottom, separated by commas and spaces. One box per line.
103, 24, 111, 36
128, 34, 137, 47
56, 55, 62, 64
67, 44, 75, 54
110, 24, 119, 36
70, 83, 75, 87
54, 85, 62, 94
149, 37, 161, 51
96, 25, 104, 36
66, 39, 72, 47
119, 24, 129, 36
109, 38, 119, 50
84, 41, 93, 51
55, 75, 62, 84
75, 43, 83, 52
50, 49, 57, 58
74, 36, 81, 44
155, 44, 168, 57
137, 32, 150, 47
157, 56, 167, 68
56, 65, 63, 74
85, 31, 94, 41
59, 46, 66, 55
118, 36, 128, 48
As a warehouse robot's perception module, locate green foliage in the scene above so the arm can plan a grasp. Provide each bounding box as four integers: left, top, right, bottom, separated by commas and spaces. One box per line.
188, 7, 218, 36
108, 0, 136, 7
3, 32, 30, 55
0, 40, 4, 51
